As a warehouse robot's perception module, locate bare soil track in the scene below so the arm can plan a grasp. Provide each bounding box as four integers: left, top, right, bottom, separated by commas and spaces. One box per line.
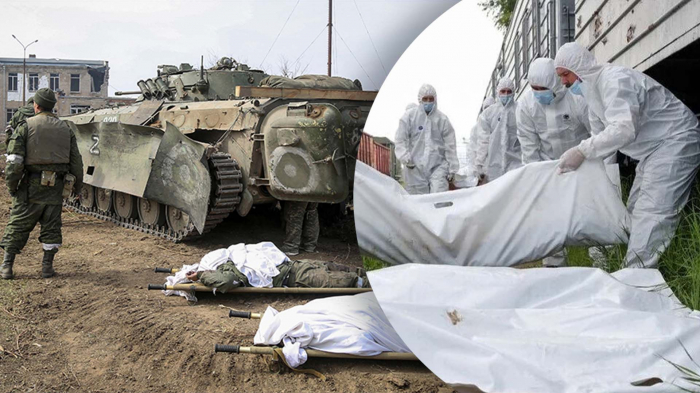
0, 182, 445, 393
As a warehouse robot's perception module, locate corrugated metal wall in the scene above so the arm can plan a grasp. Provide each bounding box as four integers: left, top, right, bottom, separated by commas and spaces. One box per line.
358, 133, 392, 176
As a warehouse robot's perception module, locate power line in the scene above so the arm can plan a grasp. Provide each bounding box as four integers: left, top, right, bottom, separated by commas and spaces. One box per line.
333, 26, 377, 89
259, 0, 301, 68
353, 0, 387, 76
292, 25, 328, 68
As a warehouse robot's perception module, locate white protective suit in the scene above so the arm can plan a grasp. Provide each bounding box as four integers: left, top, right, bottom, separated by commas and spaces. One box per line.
394, 84, 459, 194
475, 77, 522, 181
554, 42, 700, 268
517, 58, 591, 163
466, 97, 496, 174
517, 58, 592, 267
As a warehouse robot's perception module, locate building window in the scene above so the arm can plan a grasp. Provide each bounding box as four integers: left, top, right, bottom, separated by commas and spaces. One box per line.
6, 108, 17, 124
8, 73, 18, 92
50, 73, 60, 91
28, 73, 39, 92
70, 74, 80, 93
70, 104, 90, 114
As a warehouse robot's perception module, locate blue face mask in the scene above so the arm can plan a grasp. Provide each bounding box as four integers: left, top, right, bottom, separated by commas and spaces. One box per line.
569, 79, 583, 96
533, 89, 555, 105
500, 94, 514, 106
423, 102, 435, 113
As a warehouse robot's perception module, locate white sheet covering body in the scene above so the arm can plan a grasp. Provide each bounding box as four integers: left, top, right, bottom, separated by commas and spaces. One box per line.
163, 242, 289, 301
253, 292, 409, 368
369, 264, 700, 393
355, 160, 629, 266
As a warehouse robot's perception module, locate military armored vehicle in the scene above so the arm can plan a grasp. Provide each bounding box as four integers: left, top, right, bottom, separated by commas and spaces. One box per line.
62, 57, 376, 241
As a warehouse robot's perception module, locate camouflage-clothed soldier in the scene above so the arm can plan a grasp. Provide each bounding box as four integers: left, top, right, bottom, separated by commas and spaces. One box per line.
281, 201, 319, 256
187, 259, 369, 292
0, 88, 83, 280
4, 98, 35, 149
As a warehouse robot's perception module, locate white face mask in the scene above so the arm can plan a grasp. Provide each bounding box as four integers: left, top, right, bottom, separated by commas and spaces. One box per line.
500, 94, 514, 106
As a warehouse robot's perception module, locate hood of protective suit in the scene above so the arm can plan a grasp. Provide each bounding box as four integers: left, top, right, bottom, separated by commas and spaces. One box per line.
482, 96, 495, 110
528, 57, 566, 104
496, 77, 515, 107
554, 42, 604, 83
496, 77, 515, 92
418, 84, 438, 115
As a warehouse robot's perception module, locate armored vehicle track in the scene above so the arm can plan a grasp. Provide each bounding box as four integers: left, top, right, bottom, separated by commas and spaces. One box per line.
63, 153, 242, 242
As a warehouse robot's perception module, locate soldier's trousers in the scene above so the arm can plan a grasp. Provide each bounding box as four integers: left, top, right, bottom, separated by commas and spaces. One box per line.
283, 201, 319, 252
198, 260, 370, 292
290, 260, 369, 288
0, 203, 62, 254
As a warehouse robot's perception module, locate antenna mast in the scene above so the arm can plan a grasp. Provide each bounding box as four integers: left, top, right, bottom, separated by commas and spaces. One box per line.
327, 0, 332, 76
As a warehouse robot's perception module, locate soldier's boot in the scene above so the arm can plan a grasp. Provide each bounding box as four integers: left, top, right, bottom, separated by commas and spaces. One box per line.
1, 251, 15, 280
41, 249, 58, 278
356, 267, 367, 278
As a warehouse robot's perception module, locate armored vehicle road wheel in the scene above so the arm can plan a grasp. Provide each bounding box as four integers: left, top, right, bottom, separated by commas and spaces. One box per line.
138, 198, 166, 226
114, 192, 138, 220
166, 206, 191, 234
79, 184, 95, 209
95, 188, 113, 213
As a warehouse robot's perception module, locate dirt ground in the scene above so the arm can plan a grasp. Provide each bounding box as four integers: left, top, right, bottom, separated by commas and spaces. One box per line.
0, 182, 447, 392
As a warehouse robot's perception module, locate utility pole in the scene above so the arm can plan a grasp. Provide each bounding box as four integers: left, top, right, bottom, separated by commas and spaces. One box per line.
11, 35, 39, 106
327, 0, 332, 76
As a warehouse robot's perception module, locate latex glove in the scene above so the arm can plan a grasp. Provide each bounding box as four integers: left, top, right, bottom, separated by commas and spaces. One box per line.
405, 160, 416, 169
558, 146, 585, 174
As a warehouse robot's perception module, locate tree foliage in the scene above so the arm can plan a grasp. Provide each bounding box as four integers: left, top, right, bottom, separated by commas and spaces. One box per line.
479, 0, 518, 32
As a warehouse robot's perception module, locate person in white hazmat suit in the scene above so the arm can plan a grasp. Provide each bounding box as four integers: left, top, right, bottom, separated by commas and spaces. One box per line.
554, 42, 700, 268
466, 97, 496, 177
394, 84, 459, 194
517, 58, 591, 163
475, 77, 522, 182
516, 58, 591, 267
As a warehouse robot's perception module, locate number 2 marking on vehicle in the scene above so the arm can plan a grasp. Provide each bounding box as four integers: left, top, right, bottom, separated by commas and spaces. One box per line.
90, 135, 100, 155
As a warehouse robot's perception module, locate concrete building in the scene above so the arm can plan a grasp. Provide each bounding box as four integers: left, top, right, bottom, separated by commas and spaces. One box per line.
1, 55, 134, 127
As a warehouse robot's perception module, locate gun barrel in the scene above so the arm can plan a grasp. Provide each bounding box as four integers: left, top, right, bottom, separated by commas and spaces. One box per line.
114, 91, 142, 96
214, 344, 417, 361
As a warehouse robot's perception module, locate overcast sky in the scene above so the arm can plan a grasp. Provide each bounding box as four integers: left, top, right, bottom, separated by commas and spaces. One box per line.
2, 0, 461, 93
364, 0, 504, 160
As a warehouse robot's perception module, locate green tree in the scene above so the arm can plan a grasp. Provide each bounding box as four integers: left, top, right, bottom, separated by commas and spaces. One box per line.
479, 0, 518, 32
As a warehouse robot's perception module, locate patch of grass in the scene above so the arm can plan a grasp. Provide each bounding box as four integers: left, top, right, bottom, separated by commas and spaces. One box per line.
564, 246, 592, 267
362, 255, 390, 271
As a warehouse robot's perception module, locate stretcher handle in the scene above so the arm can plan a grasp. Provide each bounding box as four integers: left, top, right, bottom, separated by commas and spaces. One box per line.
154, 267, 173, 274
147, 284, 166, 290
215, 344, 240, 353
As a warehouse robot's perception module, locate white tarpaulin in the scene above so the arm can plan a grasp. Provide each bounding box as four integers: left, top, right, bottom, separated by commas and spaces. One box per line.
163, 242, 289, 301
355, 160, 629, 266
253, 292, 410, 368
369, 264, 700, 393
